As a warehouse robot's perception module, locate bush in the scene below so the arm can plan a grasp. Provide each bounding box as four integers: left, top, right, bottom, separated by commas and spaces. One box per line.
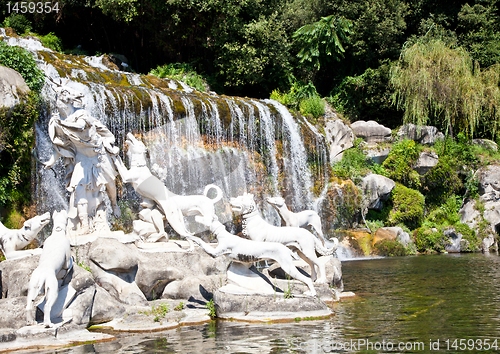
422, 158, 463, 206
332, 139, 368, 182
383, 139, 421, 188
299, 96, 325, 118
39, 33, 63, 52
374, 240, 412, 256
414, 227, 447, 253
424, 195, 462, 227
149, 63, 208, 92
0, 92, 40, 211
0, 42, 45, 92
3, 14, 32, 35
388, 184, 424, 229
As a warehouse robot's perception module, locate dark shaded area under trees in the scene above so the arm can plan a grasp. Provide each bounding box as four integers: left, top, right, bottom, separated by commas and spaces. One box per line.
1, 0, 500, 133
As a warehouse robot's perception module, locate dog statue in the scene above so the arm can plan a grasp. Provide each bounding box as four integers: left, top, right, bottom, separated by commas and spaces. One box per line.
113, 133, 222, 249
231, 193, 338, 284
267, 196, 325, 245
0, 212, 50, 260
26, 210, 73, 327
187, 217, 317, 296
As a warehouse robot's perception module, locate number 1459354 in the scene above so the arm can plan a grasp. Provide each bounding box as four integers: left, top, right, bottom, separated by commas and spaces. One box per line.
7, 2, 59, 14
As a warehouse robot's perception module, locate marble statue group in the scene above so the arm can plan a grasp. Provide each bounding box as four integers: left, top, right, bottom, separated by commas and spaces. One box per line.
0, 82, 339, 328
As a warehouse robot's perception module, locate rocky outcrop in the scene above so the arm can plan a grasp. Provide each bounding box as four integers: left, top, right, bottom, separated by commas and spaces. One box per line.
351, 120, 392, 144
414, 151, 439, 175
0, 66, 30, 109
397, 123, 444, 145
460, 165, 500, 249
361, 174, 396, 211
472, 139, 498, 151
324, 117, 354, 162
365, 147, 391, 165
373, 227, 411, 247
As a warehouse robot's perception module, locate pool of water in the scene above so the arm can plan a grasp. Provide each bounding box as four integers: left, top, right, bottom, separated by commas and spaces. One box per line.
47, 253, 500, 353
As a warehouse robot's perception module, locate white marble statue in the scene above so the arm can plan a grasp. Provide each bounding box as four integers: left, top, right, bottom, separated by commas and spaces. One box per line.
26, 210, 73, 327
187, 218, 317, 296
113, 133, 223, 248
0, 212, 50, 260
267, 196, 326, 245
230, 193, 337, 284
43, 82, 121, 235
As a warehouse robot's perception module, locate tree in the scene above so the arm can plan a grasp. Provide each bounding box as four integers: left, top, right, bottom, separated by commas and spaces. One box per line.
292, 15, 353, 71
390, 38, 500, 138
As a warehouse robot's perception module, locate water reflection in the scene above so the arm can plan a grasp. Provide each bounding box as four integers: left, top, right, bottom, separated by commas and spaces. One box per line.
45, 254, 500, 353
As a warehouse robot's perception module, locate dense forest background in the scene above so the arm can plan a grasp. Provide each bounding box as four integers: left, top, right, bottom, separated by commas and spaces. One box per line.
1, 0, 499, 137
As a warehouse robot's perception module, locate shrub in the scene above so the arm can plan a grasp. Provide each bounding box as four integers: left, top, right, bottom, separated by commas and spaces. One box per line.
422, 158, 463, 206
299, 96, 325, 118
424, 195, 462, 227
388, 183, 424, 229
332, 139, 368, 182
383, 139, 421, 188
39, 33, 63, 52
374, 240, 411, 256
0, 92, 40, 211
414, 227, 446, 253
3, 14, 32, 35
0, 42, 45, 92
149, 63, 208, 92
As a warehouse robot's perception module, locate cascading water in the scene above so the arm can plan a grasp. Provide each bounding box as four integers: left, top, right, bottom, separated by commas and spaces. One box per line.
2, 30, 340, 234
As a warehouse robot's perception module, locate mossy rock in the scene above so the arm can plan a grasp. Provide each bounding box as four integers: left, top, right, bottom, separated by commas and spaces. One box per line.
388, 184, 424, 230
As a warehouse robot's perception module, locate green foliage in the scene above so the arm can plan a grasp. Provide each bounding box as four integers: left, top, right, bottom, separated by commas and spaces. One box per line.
0, 92, 40, 210
0, 42, 45, 92
388, 183, 424, 229
95, 0, 138, 22
457, 0, 500, 68
292, 15, 353, 70
141, 302, 170, 322
383, 139, 421, 188
174, 302, 185, 311
424, 195, 462, 227
2, 14, 32, 34
299, 96, 325, 118
454, 222, 481, 252
332, 139, 368, 182
374, 239, 413, 256
149, 63, 208, 92
414, 227, 447, 253
390, 38, 500, 138
422, 157, 463, 206
328, 63, 397, 125
205, 299, 216, 318
39, 33, 63, 52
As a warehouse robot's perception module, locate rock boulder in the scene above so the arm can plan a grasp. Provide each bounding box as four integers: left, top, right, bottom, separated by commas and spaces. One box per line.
0, 66, 30, 109
397, 123, 444, 145
351, 120, 392, 144
361, 174, 396, 211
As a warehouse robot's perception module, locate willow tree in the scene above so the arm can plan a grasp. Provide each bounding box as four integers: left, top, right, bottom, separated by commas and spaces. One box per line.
390, 39, 500, 138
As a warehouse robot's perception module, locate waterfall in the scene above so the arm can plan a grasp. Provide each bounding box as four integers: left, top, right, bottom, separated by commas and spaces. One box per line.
3, 30, 331, 231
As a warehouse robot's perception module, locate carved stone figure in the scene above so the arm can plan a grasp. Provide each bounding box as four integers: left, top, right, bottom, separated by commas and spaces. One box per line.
43, 83, 121, 235
266, 196, 325, 245
187, 218, 317, 296
230, 193, 337, 283
0, 212, 50, 260
114, 133, 223, 248
26, 210, 73, 327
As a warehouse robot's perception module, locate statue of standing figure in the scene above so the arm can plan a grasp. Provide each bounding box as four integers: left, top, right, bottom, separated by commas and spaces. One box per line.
44, 83, 121, 235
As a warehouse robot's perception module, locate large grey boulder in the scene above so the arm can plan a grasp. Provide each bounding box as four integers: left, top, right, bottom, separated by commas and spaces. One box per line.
365, 147, 391, 165
0, 297, 28, 329
324, 118, 354, 162
0, 256, 39, 298
89, 238, 147, 306
414, 151, 439, 175
90, 285, 127, 325
472, 139, 498, 151
0, 66, 30, 109
351, 120, 392, 144
460, 165, 500, 247
397, 123, 444, 145
361, 174, 396, 211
